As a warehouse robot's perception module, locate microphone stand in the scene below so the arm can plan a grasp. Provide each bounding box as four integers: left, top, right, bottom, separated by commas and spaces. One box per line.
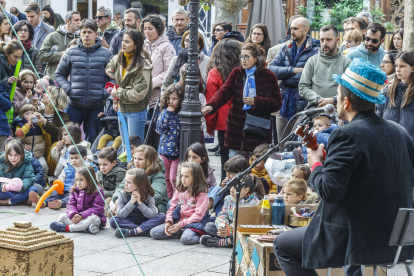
224, 131, 296, 276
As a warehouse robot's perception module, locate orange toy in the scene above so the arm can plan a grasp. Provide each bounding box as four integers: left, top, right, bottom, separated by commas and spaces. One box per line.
35, 180, 65, 213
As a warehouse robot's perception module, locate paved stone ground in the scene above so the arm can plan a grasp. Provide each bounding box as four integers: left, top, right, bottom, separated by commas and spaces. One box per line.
0, 141, 411, 275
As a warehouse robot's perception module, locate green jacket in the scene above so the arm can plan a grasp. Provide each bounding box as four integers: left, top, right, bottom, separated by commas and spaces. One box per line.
106, 54, 153, 113
97, 166, 126, 198
299, 48, 351, 105
39, 25, 80, 81
0, 53, 16, 93
112, 159, 169, 213
0, 151, 35, 193
43, 14, 65, 30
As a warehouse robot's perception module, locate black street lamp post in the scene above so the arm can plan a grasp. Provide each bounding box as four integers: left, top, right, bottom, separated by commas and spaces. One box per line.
178, 0, 203, 162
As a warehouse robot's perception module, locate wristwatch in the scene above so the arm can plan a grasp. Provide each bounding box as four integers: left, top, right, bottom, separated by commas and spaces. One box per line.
332, 96, 337, 105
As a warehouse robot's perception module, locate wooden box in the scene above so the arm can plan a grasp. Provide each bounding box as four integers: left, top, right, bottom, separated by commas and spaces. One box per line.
0, 221, 74, 276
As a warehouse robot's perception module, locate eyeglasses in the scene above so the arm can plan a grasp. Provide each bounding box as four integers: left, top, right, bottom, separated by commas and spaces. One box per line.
239, 55, 252, 61
381, 61, 393, 65
252, 32, 264, 37
17, 28, 29, 33
364, 37, 380, 44
214, 28, 225, 32
94, 16, 108, 21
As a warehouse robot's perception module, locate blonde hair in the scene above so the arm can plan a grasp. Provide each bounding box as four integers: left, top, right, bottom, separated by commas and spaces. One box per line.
126, 168, 155, 202
46, 86, 68, 111
283, 178, 308, 200
344, 29, 363, 44
17, 69, 37, 87
131, 145, 162, 175
313, 116, 330, 127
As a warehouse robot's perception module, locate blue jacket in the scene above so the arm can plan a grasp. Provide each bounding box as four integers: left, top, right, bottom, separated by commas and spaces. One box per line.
55, 38, 112, 110
5, 12, 18, 25
207, 31, 245, 56
0, 84, 11, 136
346, 44, 386, 68
63, 163, 76, 191
268, 35, 320, 112
315, 124, 339, 147
156, 109, 180, 157
31, 153, 46, 187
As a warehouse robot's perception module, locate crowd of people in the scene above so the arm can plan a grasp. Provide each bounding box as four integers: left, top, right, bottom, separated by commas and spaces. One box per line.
0, 2, 411, 269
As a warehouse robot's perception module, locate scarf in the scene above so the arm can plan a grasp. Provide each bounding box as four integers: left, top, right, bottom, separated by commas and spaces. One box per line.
122, 52, 133, 79
15, 38, 32, 51
280, 38, 308, 120
243, 66, 257, 110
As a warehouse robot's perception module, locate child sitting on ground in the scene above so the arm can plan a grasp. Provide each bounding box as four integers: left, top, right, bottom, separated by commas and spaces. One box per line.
97, 147, 126, 213
51, 122, 93, 177
150, 162, 209, 245
30, 145, 93, 210
344, 29, 363, 55
110, 168, 166, 238
49, 165, 106, 234
96, 101, 122, 155
250, 143, 276, 194
12, 70, 40, 118
118, 135, 143, 168
13, 104, 49, 174
201, 174, 265, 247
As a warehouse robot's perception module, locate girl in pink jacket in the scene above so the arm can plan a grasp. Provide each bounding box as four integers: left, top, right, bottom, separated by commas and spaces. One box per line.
150, 162, 209, 245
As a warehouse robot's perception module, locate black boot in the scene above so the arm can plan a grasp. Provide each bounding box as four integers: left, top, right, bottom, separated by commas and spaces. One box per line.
208, 144, 219, 152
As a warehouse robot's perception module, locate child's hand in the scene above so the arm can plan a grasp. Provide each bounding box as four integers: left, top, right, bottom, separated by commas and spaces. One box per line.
72, 214, 83, 224
268, 193, 276, 202
56, 140, 65, 150
221, 177, 229, 188
169, 223, 180, 234
2, 184, 7, 192
166, 106, 175, 112
33, 112, 46, 125
278, 187, 284, 195
165, 222, 172, 236
26, 89, 33, 99
97, 112, 104, 118
132, 191, 141, 205
217, 224, 228, 237
24, 144, 31, 151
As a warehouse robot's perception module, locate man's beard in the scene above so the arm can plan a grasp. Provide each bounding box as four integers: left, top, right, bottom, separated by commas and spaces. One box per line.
364, 43, 379, 53
321, 44, 337, 55
126, 23, 137, 30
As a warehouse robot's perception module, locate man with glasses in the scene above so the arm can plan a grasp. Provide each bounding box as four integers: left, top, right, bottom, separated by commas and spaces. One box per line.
109, 8, 141, 56
207, 20, 244, 56
0, 1, 18, 25
24, 2, 55, 52
95, 6, 120, 47
39, 10, 81, 81
113, 12, 122, 26
346, 23, 386, 68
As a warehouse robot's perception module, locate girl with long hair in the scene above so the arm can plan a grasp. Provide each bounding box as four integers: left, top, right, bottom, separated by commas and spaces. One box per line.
42, 5, 65, 30
388, 28, 403, 52
0, 13, 10, 43
245, 23, 272, 56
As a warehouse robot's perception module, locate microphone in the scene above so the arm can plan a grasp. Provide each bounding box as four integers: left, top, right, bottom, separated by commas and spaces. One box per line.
297, 104, 335, 117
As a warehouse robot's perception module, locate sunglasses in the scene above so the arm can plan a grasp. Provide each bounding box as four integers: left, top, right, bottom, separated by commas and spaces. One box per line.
214, 28, 225, 32
94, 16, 108, 21
364, 37, 380, 44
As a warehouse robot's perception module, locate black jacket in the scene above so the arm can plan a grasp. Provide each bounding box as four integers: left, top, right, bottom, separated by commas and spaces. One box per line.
0, 54, 16, 93
305, 110, 414, 269
55, 38, 112, 109
109, 27, 126, 56
376, 82, 414, 141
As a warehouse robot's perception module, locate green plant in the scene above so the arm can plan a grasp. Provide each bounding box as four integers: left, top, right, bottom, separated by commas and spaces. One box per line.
298, 0, 328, 29
383, 22, 397, 32
329, 0, 363, 30
370, 4, 385, 23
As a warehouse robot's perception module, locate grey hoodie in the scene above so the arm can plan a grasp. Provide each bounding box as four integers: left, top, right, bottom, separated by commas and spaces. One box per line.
299, 48, 351, 104
346, 44, 386, 68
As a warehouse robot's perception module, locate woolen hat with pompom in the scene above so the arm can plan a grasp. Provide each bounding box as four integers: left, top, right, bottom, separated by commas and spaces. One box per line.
333, 58, 386, 104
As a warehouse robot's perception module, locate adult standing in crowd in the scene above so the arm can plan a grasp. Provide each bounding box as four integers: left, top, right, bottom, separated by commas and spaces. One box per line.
245, 24, 272, 56
299, 25, 351, 107
380, 50, 398, 84
347, 23, 386, 67
106, 29, 153, 142
0, 1, 17, 25
10, 7, 26, 21
204, 39, 241, 180
274, 58, 414, 276
142, 14, 176, 120
39, 10, 81, 81
388, 28, 403, 52
25, 2, 55, 52
357, 11, 372, 26
114, 12, 122, 26
377, 51, 414, 141
109, 8, 140, 56
0, 13, 11, 43
268, 17, 319, 149
42, 5, 65, 31
55, 19, 112, 144
96, 6, 120, 46
202, 43, 283, 157
13, 21, 41, 72
208, 20, 244, 56
0, 40, 22, 93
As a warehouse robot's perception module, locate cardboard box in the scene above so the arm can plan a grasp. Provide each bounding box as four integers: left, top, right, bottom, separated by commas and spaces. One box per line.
235, 234, 386, 276
0, 221, 74, 276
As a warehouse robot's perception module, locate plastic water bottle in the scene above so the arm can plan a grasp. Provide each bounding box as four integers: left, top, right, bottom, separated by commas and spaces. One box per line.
261, 195, 271, 225
272, 195, 285, 225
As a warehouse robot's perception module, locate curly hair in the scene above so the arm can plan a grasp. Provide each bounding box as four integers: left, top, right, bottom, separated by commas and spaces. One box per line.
17, 69, 38, 87
206, 39, 241, 83
241, 43, 266, 70
159, 83, 185, 113
245, 24, 272, 54
46, 86, 68, 111
141, 14, 165, 36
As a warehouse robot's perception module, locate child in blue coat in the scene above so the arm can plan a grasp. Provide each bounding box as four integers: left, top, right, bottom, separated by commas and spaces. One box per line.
0, 83, 11, 152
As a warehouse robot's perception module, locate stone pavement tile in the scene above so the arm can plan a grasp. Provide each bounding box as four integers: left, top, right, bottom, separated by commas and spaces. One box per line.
191, 245, 232, 257
191, 272, 227, 276
74, 248, 97, 258
111, 238, 198, 258
107, 264, 186, 276
388, 264, 412, 275
75, 269, 104, 276
208, 264, 229, 273
75, 251, 156, 274
0, 212, 60, 228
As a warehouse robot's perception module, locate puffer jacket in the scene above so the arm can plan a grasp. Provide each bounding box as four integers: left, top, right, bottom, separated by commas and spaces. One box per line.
109, 27, 126, 56
0, 84, 11, 136
0, 53, 16, 93
208, 31, 245, 56
13, 117, 50, 159
268, 35, 320, 112
377, 82, 414, 141
96, 166, 126, 198
55, 38, 112, 110
98, 20, 121, 46
0, 151, 35, 192
66, 185, 106, 227
144, 35, 176, 108
39, 25, 80, 81
106, 53, 153, 113
20, 44, 41, 73
58, 162, 76, 191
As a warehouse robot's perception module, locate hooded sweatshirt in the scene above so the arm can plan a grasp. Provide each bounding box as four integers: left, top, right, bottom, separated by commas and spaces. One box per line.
39, 25, 80, 81
346, 44, 386, 68
98, 20, 121, 46
299, 48, 351, 104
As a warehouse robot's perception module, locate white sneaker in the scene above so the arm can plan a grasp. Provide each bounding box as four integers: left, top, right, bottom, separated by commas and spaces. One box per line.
87, 224, 100, 235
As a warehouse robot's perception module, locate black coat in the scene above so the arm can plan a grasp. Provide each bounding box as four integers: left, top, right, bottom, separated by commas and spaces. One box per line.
305, 110, 414, 269
55, 38, 112, 110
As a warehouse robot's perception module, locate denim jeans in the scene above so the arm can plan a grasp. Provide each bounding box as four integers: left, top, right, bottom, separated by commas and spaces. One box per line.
66, 103, 103, 144
119, 110, 147, 143
150, 223, 201, 245
0, 186, 38, 205
109, 214, 166, 232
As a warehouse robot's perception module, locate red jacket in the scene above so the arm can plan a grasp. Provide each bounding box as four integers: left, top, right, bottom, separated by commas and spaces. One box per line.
206, 67, 282, 152
204, 68, 231, 133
